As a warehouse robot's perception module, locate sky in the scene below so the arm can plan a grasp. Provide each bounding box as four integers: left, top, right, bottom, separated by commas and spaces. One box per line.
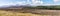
0, 0, 60, 7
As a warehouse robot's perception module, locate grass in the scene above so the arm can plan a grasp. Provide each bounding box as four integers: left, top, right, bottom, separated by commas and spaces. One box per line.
0, 10, 49, 16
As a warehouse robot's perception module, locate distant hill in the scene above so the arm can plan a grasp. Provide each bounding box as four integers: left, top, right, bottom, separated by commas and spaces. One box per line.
0, 4, 60, 10
0, 4, 32, 10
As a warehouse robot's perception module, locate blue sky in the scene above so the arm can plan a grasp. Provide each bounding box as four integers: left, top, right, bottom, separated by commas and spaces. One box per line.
0, 0, 60, 7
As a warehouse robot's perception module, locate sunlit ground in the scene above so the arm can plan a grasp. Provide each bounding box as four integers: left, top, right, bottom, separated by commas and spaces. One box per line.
0, 10, 49, 16
0, 10, 60, 16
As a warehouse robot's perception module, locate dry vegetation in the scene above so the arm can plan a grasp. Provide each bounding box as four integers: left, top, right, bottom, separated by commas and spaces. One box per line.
0, 9, 60, 16
0, 10, 49, 16
0, 8, 60, 16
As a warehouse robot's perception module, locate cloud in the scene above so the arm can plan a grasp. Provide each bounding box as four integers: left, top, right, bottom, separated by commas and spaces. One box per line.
0, 3, 15, 7
0, 0, 44, 5
31, 0, 43, 5
16, 2, 24, 5
16, 1, 28, 5
0, 0, 60, 7
53, 0, 60, 2
33, 1, 43, 4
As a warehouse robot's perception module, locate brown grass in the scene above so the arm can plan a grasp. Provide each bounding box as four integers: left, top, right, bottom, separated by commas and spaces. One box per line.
0, 10, 60, 16
0, 10, 47, 16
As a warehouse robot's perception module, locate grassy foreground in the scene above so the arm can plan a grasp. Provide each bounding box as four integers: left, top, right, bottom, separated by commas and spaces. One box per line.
0, 10, 49, 16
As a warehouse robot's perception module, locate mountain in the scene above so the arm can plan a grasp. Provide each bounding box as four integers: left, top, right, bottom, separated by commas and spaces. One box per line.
0, 4, 32, 9
0, 4, 60, 9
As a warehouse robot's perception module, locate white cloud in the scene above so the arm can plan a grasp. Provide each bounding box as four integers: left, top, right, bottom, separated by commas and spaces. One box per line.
17, 2, 24, 5
1, 0, 60, 7
0, 0, 43, 5
0, 1, 17, 7
33, 1, 43, 4
16, 1, 27, 5
53, 0, 60, 2
31, 0, 43, 5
